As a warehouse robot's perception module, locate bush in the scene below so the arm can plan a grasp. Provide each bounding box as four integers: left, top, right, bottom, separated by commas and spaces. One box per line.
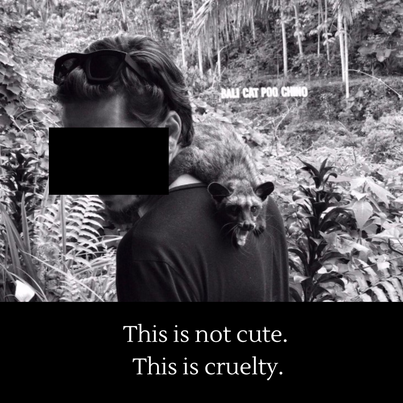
361, 110, 403, 163
283, 121, 346, 150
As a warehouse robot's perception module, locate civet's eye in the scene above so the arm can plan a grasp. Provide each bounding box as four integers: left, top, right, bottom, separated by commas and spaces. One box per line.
251, 206, 259, 214
227, 205, 239, 215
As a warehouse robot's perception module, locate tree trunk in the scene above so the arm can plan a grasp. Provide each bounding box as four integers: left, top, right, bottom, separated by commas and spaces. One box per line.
145, 7, 152, 36
324, 0, 330, 62
344, 17, 349, 98
191, 0, 203, 75
275, 22, 280, 78
251, 8, 256, 41
280, 1, 288, 78
317, 0, 322, 75
215, 19, 221, 81
224, 7, 230, 42
294, 1, 303, 56
142, 7, 148, 35
120, 0, 128, 32
338, 8, 345, 82
317, 0, 322, 57
177, 0, 186, 69
207, 36, 213, 71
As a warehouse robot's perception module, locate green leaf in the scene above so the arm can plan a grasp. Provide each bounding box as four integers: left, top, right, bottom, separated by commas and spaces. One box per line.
293, 274, 309, 284
351, 199, 373, 230
388, 278, 403, 301
289, 248, 308, 268
380, 281, 399, 302
366, 178, 393, 207
360, 293, 373, 302
0, 113, 12, 128
315, 294, 335, 302
320, 220, 342, 233
319, 207, 351, 230
363, 267, 379, 286
289, 286, 303, 302
329, 175, 352, 183
358, 43, 376, 56
376, 261, 390, 278
371, 286, 388, 302
6, 85, 21, 95
337, 237, 371, 255
351, 190, 368, 200
21, 194, 31, 255
289, 259, 303, 274
380, 18, 396, 35
308, 261, 323, 277
319, 158, 329, 173
350, 177, 366, 189
320, 251, 347, 263
349, 270, 368, 292
311, 285, 328, 301
317, 273, 345, 289
0, 52, 11, 65
313, 202, 327, 215
298, 158, 320, 178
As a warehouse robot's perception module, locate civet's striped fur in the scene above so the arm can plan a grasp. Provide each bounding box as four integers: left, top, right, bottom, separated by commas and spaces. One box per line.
170, 122, 274, 246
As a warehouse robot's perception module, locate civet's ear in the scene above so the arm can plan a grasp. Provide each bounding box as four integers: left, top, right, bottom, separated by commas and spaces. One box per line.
207, 182, 232, 203
255, 181, 274, 201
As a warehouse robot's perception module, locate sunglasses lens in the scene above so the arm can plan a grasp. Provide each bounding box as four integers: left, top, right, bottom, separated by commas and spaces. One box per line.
88, 53, 123, 80
55, 57, 80, 84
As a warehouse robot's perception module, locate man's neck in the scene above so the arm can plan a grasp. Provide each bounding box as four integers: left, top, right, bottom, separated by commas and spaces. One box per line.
169, 174, 202, 190
138, 174, 202, 217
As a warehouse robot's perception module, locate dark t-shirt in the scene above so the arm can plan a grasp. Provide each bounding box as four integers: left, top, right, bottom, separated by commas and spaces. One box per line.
116, 183, 289, 302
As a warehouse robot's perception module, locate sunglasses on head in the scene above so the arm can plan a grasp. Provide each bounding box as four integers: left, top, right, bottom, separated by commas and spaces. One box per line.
53, 49, 150, 85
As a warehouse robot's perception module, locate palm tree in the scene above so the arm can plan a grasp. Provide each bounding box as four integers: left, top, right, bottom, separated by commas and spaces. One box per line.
178, 0, 187, 69
333, 0, 368, 99
259, 0, 290, 77
323, 0, 330, 62
293, 0, 304, 57
191, 0, 204, 75
190, 0, 291, 79
279, 0, 289, 77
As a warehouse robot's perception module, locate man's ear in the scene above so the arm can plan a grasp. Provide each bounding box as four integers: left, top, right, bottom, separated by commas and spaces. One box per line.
163, 111, 182, 163
207, 182, 232, 203
164, 111, 181, 146
255, 182, 274, 201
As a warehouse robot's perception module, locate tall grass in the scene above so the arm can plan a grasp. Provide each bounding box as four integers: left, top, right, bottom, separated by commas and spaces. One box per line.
0, 201, 46, 301
0, 193, 120, 302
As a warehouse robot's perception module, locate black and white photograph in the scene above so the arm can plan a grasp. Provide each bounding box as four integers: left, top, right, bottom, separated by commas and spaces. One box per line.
1, 0, 403, 303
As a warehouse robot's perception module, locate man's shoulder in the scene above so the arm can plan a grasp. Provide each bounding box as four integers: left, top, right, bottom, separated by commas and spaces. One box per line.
129, 184, 215, 244
118, 184, 218, 272
140, 184, 212, 225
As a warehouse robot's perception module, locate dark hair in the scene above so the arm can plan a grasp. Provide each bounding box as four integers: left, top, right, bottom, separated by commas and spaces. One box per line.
55, 34, 194, 146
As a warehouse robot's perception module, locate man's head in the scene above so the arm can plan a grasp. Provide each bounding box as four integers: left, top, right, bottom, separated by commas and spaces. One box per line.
55, 34, 194, 219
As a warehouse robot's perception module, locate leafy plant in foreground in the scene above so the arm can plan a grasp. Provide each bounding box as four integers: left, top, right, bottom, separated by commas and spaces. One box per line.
1, 149, 47, 232
289, 159, 354, 302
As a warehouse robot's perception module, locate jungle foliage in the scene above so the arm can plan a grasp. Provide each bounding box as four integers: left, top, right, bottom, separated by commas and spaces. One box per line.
1, 0, 402, 302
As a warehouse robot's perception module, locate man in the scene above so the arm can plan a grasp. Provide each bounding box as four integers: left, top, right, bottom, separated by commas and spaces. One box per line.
55, 34, 289, 302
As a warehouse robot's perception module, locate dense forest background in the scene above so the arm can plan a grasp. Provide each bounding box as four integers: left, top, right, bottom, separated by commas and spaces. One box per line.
1, 0, 403, 302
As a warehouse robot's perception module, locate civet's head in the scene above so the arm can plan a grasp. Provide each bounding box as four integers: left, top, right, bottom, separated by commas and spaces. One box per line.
207, 180, 274, 247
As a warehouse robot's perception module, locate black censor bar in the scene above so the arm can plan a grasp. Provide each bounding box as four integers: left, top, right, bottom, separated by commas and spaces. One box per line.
49, 127, 169, 195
